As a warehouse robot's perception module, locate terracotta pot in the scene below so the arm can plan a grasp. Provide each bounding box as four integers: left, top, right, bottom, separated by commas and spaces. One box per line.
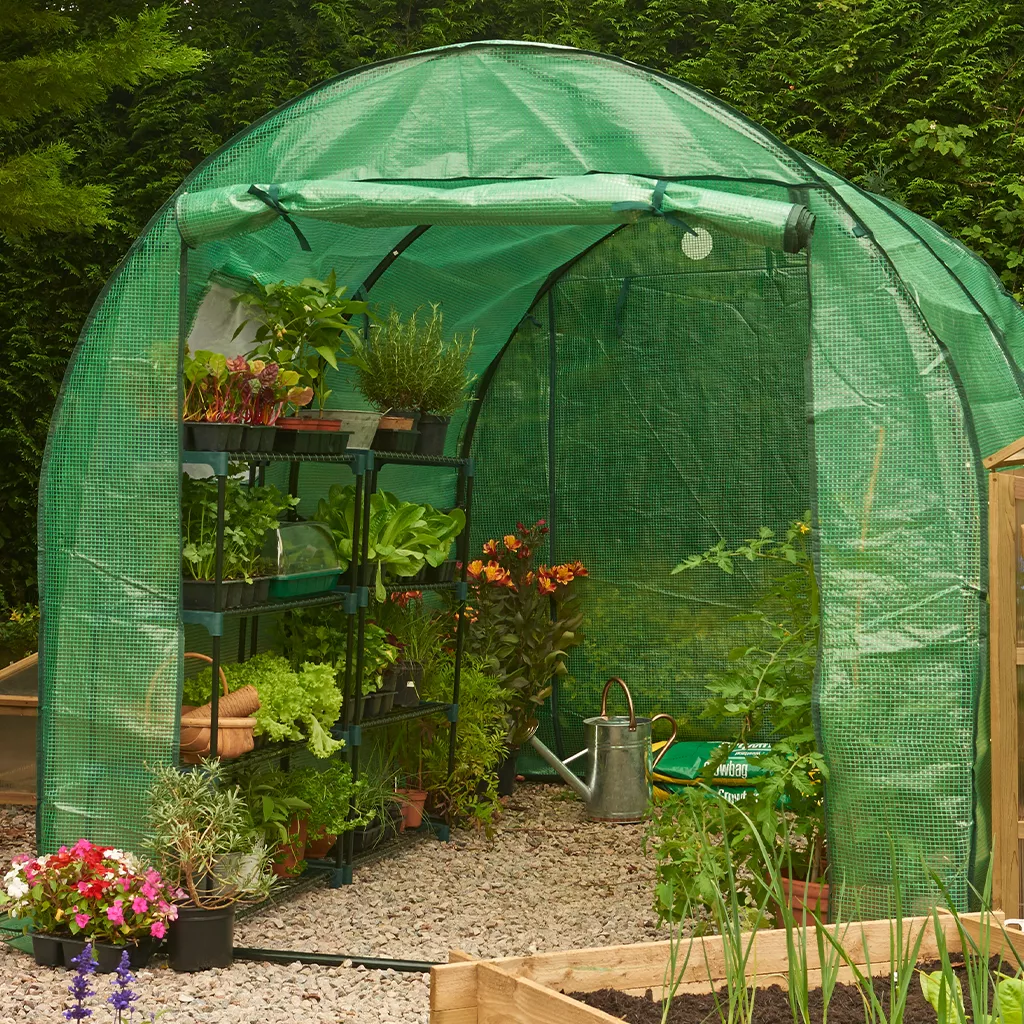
398, 788, 428, 829
276, 417, 316, 431
271, 816, 307, 877
777, 873, 829, 922
306, 829, 337, 859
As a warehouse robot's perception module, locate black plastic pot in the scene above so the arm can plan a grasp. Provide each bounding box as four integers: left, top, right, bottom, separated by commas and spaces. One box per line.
385, 802, 404, 838
379, 689, 396, 715
425, 560, 457, 584
189, 422, 244, 452
31, 933, 62, 967
321, 428, 352, 454
273, 425, 319, 453
167, 904, 235, 972
182, 579, 248, 610
250, 577, 270, 605
372, 428, 419, 453
242, 425, 276, 452
391, 661, 423, 708
362, 693, 383, 719
59, 938, 156, 973
416, 414, 451, 457
352, 818, 383, 853
497, 746, 520, 798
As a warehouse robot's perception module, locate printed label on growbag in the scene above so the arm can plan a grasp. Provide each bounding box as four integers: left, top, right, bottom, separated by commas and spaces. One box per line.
653, 740, 773, 786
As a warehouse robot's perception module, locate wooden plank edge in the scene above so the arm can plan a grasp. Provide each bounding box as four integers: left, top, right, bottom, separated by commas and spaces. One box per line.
983, 436, 1024, 470
477, 962, 621, 1024
449, 950, 477, 963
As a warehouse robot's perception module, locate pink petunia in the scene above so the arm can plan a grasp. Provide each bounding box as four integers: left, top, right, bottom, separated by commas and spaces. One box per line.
141, 883, 159, 900
71, 839, 93, 856
167, 905, 178, 921
117, 877, 131, 892
75, 912, 90, 929
150, 921, 166, 940
106, 900, 124, 926
131, 897, 148, 915
157, 900, 170, 913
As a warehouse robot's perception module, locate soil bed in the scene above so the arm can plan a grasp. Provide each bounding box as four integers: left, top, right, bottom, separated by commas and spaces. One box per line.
572, 957, 990, 1024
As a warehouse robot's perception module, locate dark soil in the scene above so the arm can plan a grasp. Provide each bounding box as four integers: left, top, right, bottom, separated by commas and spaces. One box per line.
572, 958, 991, 1024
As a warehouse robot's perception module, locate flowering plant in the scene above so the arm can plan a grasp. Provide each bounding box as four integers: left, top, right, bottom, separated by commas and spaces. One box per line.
0, 840, 178, 944
461, 521, 587, 744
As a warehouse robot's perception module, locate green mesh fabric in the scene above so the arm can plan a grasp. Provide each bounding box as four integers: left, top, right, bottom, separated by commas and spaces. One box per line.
38, 42, 1024, 917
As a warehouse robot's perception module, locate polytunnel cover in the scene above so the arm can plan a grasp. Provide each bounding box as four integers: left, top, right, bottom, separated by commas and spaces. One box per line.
36, 41, 1024, 920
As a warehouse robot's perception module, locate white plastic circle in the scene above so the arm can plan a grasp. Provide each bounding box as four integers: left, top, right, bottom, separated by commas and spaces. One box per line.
681, 227, 713, 260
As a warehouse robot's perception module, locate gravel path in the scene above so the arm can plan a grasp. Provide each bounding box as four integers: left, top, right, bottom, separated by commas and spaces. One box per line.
0, 785, 667, 1022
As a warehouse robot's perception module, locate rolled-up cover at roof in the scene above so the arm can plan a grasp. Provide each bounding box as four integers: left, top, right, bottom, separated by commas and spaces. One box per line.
174, 174, 814, 253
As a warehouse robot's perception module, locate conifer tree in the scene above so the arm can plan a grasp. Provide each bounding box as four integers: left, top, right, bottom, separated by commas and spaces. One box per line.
0, 2, 204, 240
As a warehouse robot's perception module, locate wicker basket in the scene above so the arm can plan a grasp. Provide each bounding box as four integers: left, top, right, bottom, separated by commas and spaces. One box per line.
176, 653, 260, 764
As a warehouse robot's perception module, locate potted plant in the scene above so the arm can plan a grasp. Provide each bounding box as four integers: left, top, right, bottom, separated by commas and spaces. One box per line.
181, 476, 297, 609
146, 759, 274, 972
233, 272, 367, 453
350, 747, 401, 853
225, 355, 310, 452
291, 762, 369, 859
243, 770, 312, 877
664, 515, 827, 918
343, 306, 440, 452
0, 841, 179, 972
414, 306, 476, 456
375, 590, 445, 708
460, 521, 587, 794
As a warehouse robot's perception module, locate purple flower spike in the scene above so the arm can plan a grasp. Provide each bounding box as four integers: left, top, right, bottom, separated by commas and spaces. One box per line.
108, 949, 139, 1023
64, 943, 96, 1021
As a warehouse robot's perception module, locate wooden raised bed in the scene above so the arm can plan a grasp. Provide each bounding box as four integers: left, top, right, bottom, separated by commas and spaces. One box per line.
430, 912, 1024, 1024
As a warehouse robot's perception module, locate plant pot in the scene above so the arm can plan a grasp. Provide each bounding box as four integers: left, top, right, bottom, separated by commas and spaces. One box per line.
31, 933, 63, 967
378, 408, 421, 431
497, 746, 520, 797
398, 788, 428, 829
361, 692, 383, 719
425, 560, 457, 584
391, 661, 423, 707
189, 422, 244, 452
273, 418, 320, 453
333, 410, 380, 449
777, 874, 830, 923
182, 579, 245, 611
59, 938, 156, 973
372, 428, 419, 453
378, 689, 396, 715
306, 829, 337, 859
242, 425, 275, 451
240, 576, 270, 607
272, 816, 307, 877
208, 852, 264, 898
386, 801, 405, 836
352, 818, 383, 853
416, 414, 451, 457
267, 570, 340, 600
167, 904, 235, 973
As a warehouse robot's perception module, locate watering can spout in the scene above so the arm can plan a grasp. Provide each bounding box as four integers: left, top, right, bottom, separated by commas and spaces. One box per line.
528, 735, 592, 803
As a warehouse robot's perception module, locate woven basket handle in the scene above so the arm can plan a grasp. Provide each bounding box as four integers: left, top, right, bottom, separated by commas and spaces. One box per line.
182, 652, 229, 697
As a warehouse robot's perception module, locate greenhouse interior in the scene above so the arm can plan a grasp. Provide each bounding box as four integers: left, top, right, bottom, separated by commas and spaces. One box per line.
5, 36, 1024, 1011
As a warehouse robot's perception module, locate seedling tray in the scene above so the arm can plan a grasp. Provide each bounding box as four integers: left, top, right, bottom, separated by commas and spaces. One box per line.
267, 570, 340, 599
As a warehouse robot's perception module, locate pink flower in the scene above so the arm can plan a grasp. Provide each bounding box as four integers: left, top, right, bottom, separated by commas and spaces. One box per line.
117, 877, 131, 892
131, 897, 149, 915
106, 900, 124, 926
150, 921, 166, 940
77, 881, 90, 894
145, 870, 161, 885
75, 912, 90, 929
167, 905, 178, 921
71, 839, 93, 856
157, 900, 170, 913
141, 883, 159, 900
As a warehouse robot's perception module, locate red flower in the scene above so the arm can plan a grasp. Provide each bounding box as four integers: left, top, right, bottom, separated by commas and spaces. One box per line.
503, 534, 522, 552
552, 564, 575, 585
467, 560, 484, 579
537, 576, 556, 595
482, 539, 499, 558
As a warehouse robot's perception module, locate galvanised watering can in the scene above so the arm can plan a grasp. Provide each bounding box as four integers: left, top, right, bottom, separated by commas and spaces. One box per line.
529, 677, 677, 822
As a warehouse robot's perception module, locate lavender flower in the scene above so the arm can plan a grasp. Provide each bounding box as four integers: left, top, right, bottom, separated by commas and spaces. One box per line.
64, 943, 96, 1021
107, 950, 139, 1023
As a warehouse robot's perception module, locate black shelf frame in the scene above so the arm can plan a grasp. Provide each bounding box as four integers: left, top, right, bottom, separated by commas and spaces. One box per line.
179, 443, 475, 888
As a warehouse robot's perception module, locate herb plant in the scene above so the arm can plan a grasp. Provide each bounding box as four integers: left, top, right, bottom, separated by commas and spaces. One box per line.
291, 761, 371, 837
241, 770, 311, 847
233, 272, 368, 413
146, 758, 274, 909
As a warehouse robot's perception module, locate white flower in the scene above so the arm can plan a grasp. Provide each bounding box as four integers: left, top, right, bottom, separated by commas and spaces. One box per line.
7, 879, 28, 899
107, 850, 124, 862
36, 855, 50, 867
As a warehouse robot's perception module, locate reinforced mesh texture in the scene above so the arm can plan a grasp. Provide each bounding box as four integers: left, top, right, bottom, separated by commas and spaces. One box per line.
37, 42, 1024, 916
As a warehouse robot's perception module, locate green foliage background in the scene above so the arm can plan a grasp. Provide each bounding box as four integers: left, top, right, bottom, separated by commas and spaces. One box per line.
2, 0, 1022, 602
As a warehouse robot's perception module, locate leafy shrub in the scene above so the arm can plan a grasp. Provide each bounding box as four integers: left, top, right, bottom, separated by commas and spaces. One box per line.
0, 604, 38, 668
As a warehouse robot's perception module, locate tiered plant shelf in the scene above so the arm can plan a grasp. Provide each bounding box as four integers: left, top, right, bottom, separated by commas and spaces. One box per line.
180, 444, 475, 887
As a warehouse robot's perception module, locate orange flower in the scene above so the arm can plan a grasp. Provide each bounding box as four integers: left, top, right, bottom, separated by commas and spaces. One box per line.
537, 576, 556, 595
503, 534, 522, 552
390, 590, 422, 608
467, 560, 484, 579
483, 562, 515, 588
568, 560, 588, 578
455, 605, 479, 624
524, 571, 535, 586
552, 564, 575, 585
482, 539, 499, 558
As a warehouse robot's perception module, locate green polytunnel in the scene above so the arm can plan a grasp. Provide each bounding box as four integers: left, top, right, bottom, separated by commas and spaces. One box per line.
38, 40, 1024, 917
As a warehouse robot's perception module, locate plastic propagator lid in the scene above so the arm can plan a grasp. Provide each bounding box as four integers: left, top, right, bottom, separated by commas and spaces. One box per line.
263, 521, 340, 576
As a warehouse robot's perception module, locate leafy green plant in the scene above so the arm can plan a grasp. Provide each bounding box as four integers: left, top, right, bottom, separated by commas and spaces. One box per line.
315, 484, 466, 599
352, 742, 402, 827
0, 604, 38, 669
181, 476, 296, 582
145, 758, 274, 909
671, 514, 826, 878
417, 308, 477, 418
242, 769, 311, 847
233, 272, 368, 412
187, 654, 343, 758
373, 590, 446, 674
291, 761, 371, 837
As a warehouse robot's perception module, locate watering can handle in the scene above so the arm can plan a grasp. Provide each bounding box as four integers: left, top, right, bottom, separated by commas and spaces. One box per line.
600, 677, 637, 731
650, 714, 679, 770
